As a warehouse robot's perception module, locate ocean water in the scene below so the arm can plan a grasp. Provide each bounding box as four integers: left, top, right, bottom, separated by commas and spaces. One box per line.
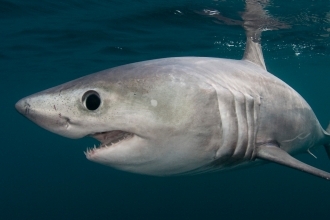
1, 0, 330, 219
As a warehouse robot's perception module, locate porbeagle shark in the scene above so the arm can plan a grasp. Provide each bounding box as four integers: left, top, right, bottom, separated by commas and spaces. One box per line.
16, 0, 330, 180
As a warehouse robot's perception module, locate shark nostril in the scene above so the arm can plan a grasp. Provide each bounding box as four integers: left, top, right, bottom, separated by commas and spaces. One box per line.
58, 113, 71, 128
24, 102, 30, 115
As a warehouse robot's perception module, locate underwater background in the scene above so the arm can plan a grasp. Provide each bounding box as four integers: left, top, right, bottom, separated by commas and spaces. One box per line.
1, 0, 330, 219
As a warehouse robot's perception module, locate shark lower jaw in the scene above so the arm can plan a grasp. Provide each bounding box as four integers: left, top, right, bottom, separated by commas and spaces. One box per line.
84, 130, 135, 157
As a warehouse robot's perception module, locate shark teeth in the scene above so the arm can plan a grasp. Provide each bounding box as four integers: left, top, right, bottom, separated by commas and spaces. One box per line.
84, 131, 134, 155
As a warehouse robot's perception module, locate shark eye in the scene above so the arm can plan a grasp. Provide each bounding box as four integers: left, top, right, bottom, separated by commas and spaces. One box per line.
82, 90, 101, 111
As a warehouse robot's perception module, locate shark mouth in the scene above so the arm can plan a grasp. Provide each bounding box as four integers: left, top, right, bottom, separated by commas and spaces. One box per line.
84, 130, 134, 156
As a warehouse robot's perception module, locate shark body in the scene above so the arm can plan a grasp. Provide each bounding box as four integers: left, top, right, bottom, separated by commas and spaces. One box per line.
15, 1, 330, 179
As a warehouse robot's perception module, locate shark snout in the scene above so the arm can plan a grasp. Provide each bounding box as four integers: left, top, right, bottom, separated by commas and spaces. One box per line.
15, 95, 87, 139
15, 98, 30, 116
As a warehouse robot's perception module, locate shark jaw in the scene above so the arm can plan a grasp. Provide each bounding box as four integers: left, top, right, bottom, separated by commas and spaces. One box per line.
84, 130, 135, 157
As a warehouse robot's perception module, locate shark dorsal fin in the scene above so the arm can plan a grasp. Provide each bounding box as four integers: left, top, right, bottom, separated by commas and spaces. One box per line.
243, 35, 266, 70
241, 0, 290, 70
198, 0, 290, 71
241, 0, 267, 70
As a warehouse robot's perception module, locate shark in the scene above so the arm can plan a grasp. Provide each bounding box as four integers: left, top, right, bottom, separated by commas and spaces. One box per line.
15, 0, 330, 180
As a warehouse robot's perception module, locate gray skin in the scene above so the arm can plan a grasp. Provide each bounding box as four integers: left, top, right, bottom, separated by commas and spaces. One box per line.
15, 0, 330, 179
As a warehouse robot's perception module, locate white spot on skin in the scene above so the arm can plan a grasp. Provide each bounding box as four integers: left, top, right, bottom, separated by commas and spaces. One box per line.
151, 99, 158, 107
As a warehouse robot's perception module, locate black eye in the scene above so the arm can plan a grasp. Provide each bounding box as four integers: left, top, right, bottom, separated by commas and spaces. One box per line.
82, 90, 101, 111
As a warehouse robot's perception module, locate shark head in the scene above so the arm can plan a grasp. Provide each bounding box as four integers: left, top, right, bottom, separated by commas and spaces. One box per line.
16, 59, 221, 176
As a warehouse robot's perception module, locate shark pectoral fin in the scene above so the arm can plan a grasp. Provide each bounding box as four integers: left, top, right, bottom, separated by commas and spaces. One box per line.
255, 143, 330, 180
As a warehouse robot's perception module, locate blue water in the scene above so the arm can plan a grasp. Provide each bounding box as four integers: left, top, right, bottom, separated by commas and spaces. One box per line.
1, 0, 330, 219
